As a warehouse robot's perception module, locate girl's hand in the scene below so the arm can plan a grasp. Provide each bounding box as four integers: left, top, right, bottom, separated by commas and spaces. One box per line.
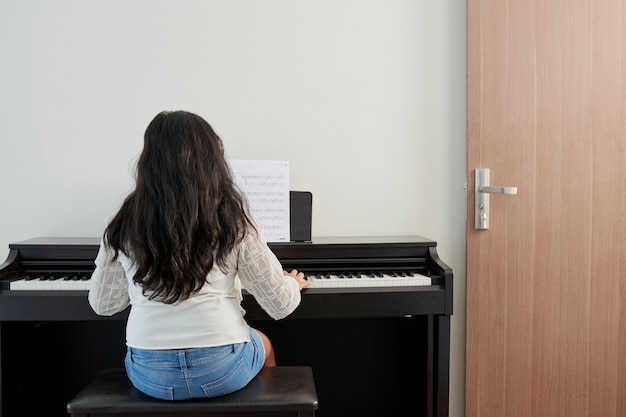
283, 269, 311, 291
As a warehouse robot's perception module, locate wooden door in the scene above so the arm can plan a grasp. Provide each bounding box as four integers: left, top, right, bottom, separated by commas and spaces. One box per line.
466, 1, 626, 416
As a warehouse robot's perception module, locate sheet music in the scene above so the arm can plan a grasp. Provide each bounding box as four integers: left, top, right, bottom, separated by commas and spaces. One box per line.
229, 159, 290, 243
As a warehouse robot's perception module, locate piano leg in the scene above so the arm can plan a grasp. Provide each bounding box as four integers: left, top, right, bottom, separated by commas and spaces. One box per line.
0, 323, 3, 417
431, 314, 450, 417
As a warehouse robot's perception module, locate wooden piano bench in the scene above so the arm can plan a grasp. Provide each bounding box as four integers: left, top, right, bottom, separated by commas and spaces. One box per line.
66, 366, 318, 417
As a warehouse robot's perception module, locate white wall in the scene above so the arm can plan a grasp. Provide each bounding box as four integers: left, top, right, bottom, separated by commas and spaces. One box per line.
0, 1, 467, 416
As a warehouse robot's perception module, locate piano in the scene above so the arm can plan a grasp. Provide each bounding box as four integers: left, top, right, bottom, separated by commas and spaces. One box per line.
0, 236, 452, 417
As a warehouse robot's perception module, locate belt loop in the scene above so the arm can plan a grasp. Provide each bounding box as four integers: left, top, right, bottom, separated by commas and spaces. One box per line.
178, 350, 188, 370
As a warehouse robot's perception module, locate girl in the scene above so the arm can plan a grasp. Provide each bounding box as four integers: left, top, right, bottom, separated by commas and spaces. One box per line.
88, 110, 309, 400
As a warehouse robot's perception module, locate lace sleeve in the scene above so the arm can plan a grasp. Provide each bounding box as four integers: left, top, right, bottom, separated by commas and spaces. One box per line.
88, 241, 130, 316
237, 232, 301, 320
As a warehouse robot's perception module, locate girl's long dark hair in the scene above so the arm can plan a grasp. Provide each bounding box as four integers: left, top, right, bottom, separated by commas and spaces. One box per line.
104, 110, 254, 304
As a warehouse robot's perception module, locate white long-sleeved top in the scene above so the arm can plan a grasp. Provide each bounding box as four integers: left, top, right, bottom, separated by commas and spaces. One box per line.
88, 230, 301, 350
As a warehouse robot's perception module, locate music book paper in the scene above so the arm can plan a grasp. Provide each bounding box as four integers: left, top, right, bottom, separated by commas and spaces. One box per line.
229, 159, 290, 243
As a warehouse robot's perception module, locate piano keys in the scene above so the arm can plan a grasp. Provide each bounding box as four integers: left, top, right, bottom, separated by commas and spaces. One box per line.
4, 271, 432, 291
305, 270, 432, 288
7, 274, 91, 290
0, 236, 452, 417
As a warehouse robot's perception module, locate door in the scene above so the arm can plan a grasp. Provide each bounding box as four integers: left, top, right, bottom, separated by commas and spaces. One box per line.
466, 1, 626, 417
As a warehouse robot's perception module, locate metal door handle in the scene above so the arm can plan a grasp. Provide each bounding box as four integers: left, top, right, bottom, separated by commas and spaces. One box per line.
479, 185, 518, 195
475, 168, 517, 229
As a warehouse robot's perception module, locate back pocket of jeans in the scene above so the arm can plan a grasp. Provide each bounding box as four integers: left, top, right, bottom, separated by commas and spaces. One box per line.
200, 359, 252, 398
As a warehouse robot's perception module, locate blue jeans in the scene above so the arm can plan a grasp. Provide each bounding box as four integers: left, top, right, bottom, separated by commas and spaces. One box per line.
124, 328, 265, 400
